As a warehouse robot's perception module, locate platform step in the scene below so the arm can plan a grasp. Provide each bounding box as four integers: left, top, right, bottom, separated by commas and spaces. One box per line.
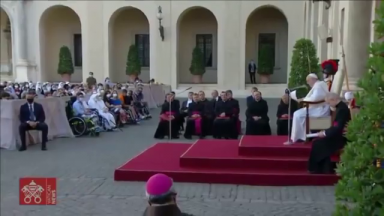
114, 142, 339, 186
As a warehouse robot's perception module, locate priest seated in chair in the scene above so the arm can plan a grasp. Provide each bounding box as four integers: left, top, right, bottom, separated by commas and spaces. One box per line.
288, 73, 330, 144
184, 93, 204, 139
245, 91, 271, 135
212, 91, 236, 139
308, 92, 351, 174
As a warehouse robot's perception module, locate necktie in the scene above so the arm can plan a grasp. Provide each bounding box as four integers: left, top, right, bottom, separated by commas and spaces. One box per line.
29, 104, 36, 121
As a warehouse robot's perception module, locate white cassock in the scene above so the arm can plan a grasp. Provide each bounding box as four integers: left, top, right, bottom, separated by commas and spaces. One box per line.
88, 94, 116, 129
291, 81, 330, 142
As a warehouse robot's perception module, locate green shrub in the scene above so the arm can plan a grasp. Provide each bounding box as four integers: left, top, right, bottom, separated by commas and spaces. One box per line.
288, 39, 320, 98
57, 46, 74, 75
334, 3, 384, 215
126, 45, 141, 76
189, 47, 206, 76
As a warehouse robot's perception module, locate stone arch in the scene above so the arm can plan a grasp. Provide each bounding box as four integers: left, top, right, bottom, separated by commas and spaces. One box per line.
245, 5, 289, 84
0, 5, 14, 75
176, 6, 219, 84
39, 5, 82, 82
108, 6, 150, 82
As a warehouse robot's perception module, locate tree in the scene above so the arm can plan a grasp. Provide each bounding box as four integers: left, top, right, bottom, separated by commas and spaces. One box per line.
57, 46, 74, 75
189, 47, 206, 76
126, 45, 141, 76
257, 44, 275, 75
288, 39, 320, 98
334, 3, 384, 215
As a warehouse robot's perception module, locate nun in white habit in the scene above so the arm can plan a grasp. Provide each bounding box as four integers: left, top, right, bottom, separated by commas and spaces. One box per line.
288, 73, 330, 144
88, 93, 116, 129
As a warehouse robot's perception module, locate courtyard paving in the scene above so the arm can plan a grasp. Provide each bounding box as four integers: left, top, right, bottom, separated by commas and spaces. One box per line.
0, 98, 336, 216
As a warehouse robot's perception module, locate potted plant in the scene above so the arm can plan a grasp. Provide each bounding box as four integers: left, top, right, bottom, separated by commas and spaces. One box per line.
257, 44, 275, 84
288, 38, 320, 98
189, 46, 206, 83
126, 45, 141, 82
335, 3, 384, 215
57, 46, 74, 81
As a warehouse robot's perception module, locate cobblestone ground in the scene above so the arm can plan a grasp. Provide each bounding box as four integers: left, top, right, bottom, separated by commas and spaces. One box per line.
0, 99, 336, 216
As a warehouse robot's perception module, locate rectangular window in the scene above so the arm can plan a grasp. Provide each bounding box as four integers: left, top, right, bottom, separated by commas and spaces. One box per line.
73, 34, 82, 67
135, 34, 150, 67
258, 33, 276, 65
196, 34, 213, 67
340, 8, 345, 45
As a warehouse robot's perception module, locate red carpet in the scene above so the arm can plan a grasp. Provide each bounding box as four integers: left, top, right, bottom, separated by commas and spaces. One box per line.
115, 136, 340, 186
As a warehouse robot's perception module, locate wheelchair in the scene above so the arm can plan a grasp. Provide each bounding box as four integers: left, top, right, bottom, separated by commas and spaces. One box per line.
66, 100, 102, 137
68, 115, 101, 137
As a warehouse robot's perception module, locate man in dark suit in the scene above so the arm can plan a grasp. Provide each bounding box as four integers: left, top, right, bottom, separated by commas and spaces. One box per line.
210, 90, 221, 110
179, 92, 193, 131
246, 87, 258, 107
248, 59, 257, 84
308, 92, 351, 174
19, 89, 49, 151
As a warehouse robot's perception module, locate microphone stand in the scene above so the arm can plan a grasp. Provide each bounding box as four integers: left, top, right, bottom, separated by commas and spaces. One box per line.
283, 89, 293, 145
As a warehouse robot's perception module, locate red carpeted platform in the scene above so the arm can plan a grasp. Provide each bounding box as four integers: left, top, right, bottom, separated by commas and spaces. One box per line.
115, 136, 340, 186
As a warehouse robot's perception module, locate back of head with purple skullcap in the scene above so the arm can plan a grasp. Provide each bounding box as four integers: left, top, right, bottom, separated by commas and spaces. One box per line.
146, 173, 176, 203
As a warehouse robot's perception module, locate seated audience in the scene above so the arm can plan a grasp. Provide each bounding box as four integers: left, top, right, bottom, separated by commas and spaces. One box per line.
18, 89, 49, 151
276, 94, 298, 135
88, 93, 116, 130
246, 87, 258, 107
184, 93, 204, 139
245, 91, 271, 135
154, 93, 180, 139
308, 93, 351, 174
212, 91, 235, 139
120, 89, 139, 123
133, 86, 152, 119
143, 174, 193, 216
0, 91, 11, 100
108, 90, 128, 124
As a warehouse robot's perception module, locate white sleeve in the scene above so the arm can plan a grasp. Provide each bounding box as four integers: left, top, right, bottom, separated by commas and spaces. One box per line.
304, 88, 326, 102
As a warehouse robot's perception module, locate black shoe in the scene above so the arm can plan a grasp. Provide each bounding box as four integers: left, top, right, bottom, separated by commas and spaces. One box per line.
172, 136, 179, 139
199, 135, 205, 139
19, 146, 27, 152
41, 146, 47, 151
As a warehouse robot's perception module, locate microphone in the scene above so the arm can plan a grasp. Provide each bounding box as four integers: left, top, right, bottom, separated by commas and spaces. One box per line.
285, 85, 308, 94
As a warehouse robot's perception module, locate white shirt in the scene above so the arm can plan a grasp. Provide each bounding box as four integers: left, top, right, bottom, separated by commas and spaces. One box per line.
28, 103, 34, 112
186, 99, 192, 107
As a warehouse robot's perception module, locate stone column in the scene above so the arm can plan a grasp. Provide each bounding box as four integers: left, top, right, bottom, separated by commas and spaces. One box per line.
13, 2, 34, 82
344, 1, 372, 91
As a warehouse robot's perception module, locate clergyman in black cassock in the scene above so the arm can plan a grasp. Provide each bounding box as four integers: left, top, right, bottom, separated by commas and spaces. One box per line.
245, 91, 271, 135
184, 94, 204, 139
212, 92, 235, 139
226, 90, 240, 139
198, 91, 214, 136
276, 94, 298, 135
154, 94, 180, 139
308, 93, 351, 174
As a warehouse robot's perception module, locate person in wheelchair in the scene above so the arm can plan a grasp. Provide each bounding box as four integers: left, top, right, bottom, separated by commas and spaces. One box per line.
119, 89, 140, 124
133, 86, 151, 119
72, 92, 102, 135
88, 93, 117, 130
103, 90, 128, 125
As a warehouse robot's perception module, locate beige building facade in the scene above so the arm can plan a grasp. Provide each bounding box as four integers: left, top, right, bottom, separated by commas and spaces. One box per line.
0, 0, 381, 93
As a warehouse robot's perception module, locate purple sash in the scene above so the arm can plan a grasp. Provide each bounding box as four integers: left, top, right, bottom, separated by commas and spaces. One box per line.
192, 111, 201, 135
160, 111, 175, 121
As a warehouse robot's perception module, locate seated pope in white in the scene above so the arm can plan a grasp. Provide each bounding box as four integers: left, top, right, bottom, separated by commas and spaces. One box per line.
289, 73, 330, 143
